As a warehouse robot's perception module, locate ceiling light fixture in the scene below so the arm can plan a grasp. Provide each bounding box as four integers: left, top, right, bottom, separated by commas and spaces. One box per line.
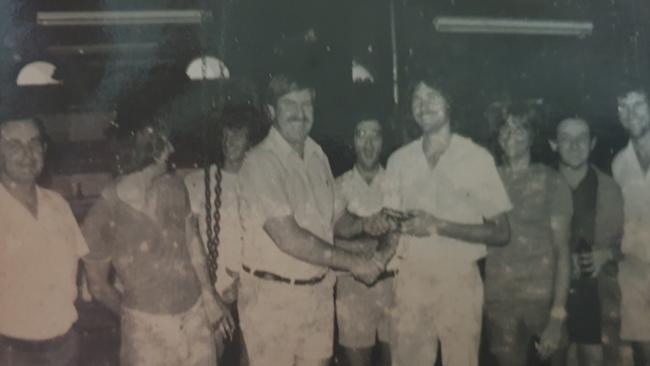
37, 10, 210, 26
16, 61, 62, 86
186, 56, 230, 80
433, 16, 593, 37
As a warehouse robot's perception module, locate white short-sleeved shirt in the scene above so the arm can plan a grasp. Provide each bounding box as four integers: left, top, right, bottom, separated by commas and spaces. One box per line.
185, 167, 243, 293
382, 134, 512, 274
334, 166, 385, 220
612, 141, 650, 263
335, 167, 401, 270
238, 127, 335, 279
0, 184, 89, 340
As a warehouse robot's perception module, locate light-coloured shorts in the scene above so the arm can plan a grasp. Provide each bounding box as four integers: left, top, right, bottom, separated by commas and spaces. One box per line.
238, 270, 335, 366
120, 299, 216, 366
336, 274, 394, 348
619, 259, 650, 342
391, 263, 483, 366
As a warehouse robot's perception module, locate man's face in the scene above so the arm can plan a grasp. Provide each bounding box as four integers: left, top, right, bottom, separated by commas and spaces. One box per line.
354, 119, 383, 170
498, 117, 532, 161
272, 88, 315, 147
223, 127, 249, 165
411, 82, 449, 133
617, 91, 650, 139
553, 118, 594, 169
0, 120, 45, 185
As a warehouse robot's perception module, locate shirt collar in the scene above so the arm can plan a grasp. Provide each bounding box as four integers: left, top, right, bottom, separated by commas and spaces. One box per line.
352, 165, 384, 187
267, 126, 319, 160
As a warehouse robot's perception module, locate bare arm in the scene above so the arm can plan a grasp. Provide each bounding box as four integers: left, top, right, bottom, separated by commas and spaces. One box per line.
334, 211, 365, 239
83, 259, 121, 314
185, 215, 227, 307
403, 210, 511, 247
437, 213, 510, 247
265, 215, 367, 272
549, 216, 571, 311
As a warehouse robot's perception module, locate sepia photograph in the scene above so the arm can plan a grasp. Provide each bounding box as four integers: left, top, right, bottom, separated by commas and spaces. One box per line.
1, 0, 649, 365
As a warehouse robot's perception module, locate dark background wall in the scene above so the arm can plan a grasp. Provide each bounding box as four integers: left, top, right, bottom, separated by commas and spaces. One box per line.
1, 0, 649, 175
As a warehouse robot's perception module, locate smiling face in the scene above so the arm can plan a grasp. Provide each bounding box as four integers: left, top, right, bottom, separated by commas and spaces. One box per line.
553, 118, 594, 170
498, 116, 532, 162
618, 90, 650, 140
0, 119, 45, 186
411, 82, 450, 134
354, 119, 383, 170
271, 88, 315, 148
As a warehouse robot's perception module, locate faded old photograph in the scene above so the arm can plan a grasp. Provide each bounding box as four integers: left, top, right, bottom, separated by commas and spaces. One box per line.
1, 1, 650, 365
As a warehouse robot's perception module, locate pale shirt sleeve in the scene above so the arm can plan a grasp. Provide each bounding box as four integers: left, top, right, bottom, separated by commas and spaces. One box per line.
381, 154, 402, 210
333, 176, 348, 222
472, 153, 513, 218
61, 199, 90, 258
238, 153, 292, 225
183, 170, 204, 216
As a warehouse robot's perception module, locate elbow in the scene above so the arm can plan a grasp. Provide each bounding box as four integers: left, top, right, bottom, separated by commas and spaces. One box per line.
491, 222, 511, 247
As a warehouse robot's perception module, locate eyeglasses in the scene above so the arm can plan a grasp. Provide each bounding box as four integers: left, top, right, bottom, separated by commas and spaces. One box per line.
355, 129, 382, 139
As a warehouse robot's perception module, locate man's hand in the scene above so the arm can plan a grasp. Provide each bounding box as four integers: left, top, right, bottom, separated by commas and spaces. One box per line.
535, 318, 563, 359
401, 209, 441, 237
203, 291, 236, 340
215, 307, 236, 341
221, 277, 239, 305
350, 255, 383, 285
361, 212, 395, 237
577, 249, 612, 278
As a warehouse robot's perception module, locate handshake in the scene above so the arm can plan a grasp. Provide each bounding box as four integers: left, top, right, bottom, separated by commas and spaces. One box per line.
360, 208, 414, 237
346, 208, 414, 285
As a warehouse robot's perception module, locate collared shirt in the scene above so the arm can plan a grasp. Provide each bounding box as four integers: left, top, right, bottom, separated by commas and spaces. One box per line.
334, 166, 385, 220
185, 167, 242, 293
612, 141, 650, 263
82, 174, 202, 314
382, 133, 512, 274
334, 166, 401, 270
0, 184, 88, 340
238, 127, 335, 279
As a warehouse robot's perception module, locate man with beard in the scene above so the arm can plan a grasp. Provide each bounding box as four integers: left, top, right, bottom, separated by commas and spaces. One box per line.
0, 117, 89, 366
550, 117, 624, 366
381, 77, 512, 366
236, 71, 383, 366
333, 112, 396, 366
612, 85, 650, 366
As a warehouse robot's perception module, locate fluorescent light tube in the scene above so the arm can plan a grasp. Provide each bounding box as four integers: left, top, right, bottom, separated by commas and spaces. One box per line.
434, 16, 593, 37
37, 10, 209, 26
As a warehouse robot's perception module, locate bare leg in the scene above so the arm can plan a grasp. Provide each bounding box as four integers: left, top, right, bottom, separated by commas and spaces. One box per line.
576, 344, 604, 366
377, 341, 391, 366
638, 342, 650, 366
294, 356, 331, 366
339, 346, 372, 366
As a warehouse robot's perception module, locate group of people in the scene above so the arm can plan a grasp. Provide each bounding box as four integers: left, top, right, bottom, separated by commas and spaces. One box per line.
1, 67, 650, 366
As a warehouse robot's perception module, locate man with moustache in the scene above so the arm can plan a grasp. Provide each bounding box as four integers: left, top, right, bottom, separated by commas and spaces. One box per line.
550, 117, 624, 366
612, 85, 650, 366
381, 76, 512, 366
236, 71, 383, 366
0, 117, 89, 366
333, 112, 397, 366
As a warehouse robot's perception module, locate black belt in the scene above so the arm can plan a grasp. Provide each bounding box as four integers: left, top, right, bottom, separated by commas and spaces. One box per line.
0, 328, 75, 352
377, 270, 398, 282
242, 265, 326, 286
